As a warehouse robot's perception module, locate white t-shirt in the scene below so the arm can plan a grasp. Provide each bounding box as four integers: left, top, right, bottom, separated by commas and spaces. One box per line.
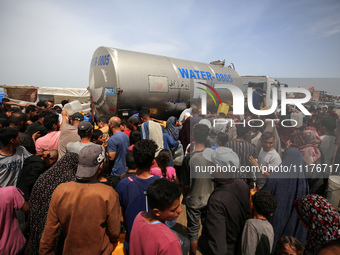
256, 148, 282, 188
0, 146, 32, 187
66, 141, 94, 154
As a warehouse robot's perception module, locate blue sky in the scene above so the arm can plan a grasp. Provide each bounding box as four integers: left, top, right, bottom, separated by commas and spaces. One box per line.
0, 0, 339, 94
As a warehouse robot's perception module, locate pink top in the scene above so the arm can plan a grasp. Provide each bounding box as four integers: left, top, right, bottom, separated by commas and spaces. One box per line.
35, 131, 60, 153
150, 166, 176, 182
0, 186, 26, 254
130, 212, 182, 255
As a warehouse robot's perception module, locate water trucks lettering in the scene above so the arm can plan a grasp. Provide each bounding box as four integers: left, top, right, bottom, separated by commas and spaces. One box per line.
178, 68, 233, 82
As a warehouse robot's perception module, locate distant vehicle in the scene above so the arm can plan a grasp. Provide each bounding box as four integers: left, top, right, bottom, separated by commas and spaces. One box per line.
303, 101, 322, 109
241, 76, 282, 108
326, 102, 334, 106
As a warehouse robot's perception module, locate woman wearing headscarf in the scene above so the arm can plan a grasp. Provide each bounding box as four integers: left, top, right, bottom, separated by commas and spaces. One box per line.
298, 129, 325, 194
299, 129, 321, 166
262, 148, 309, 253
29, 153, 79, 255
179, 117, 193, 155
294, 194, 340, 255
164, 116, 182, 141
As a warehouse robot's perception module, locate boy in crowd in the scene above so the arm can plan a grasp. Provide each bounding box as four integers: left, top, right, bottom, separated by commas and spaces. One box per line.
249, 132, 282, 188
120, 150, 137, 180
91, 129, 104, 145
129, 178, 182, 255
115, 139, 159, 251
0, 127, 32, 187
182, 124, 214, 255
241, 190, 278, 255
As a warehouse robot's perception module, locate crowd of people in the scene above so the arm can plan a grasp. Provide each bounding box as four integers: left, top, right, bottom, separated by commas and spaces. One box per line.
0, 97, 340, 255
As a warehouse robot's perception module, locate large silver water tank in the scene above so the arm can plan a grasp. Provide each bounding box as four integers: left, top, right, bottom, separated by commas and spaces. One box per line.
89, 47, 243, 119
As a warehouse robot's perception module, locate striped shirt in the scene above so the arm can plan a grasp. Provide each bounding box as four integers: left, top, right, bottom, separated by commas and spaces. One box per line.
226, 140, 256, 181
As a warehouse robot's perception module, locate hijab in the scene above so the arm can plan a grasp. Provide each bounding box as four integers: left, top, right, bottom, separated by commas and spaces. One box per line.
298, 130, 321, 166
29, 153, 79, 255
262, 148, 309, 252
294, 194, 340, 254
164, 116, 182, 140
179, 117, 193, 152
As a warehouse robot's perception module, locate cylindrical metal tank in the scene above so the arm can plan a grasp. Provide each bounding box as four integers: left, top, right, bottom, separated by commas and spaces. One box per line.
89, 47, 243, 119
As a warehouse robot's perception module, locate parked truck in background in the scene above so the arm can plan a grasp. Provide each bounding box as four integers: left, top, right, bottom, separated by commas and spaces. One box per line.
241, 75, 282, 109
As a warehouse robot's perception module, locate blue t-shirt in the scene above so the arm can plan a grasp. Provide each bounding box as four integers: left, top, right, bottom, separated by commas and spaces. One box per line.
107, 132, 129, 176
115, 174, 160, 250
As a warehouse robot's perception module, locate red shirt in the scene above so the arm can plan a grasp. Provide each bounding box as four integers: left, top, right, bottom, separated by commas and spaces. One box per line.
130, 212, 182, 255
123, 129, 131, 138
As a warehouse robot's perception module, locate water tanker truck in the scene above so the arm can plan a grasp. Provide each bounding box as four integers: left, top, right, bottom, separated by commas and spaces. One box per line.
89, 47, 244, 119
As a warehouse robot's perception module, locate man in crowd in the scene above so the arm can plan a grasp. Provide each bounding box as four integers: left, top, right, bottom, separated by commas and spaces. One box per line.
9, 112, 35, 154
40, 144, 120, 254
25, 109, 50, 138
226, 125, 256, 186
199, 147, 250, 255
140, 110, 164, 156
249, 132, 282, 188
35, 113, 60, 153
182, 124, 214, 255
25, 105, 39, 125
107, 116, 129, 186
66, 121, 94, 154
58, 112, 83, 160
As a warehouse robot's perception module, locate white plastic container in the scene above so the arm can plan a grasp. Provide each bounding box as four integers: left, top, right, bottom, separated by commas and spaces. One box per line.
81, 103, 91, 114
291, 112, 303, 128
63, 100, 82, 116
326, 176, 340, 211
81, 103, 91, 110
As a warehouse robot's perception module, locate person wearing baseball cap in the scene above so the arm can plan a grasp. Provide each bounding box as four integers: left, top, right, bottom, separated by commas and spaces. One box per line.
65, 121, 94, 154
40, 144, 120, 254
198, 146, 250, 255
